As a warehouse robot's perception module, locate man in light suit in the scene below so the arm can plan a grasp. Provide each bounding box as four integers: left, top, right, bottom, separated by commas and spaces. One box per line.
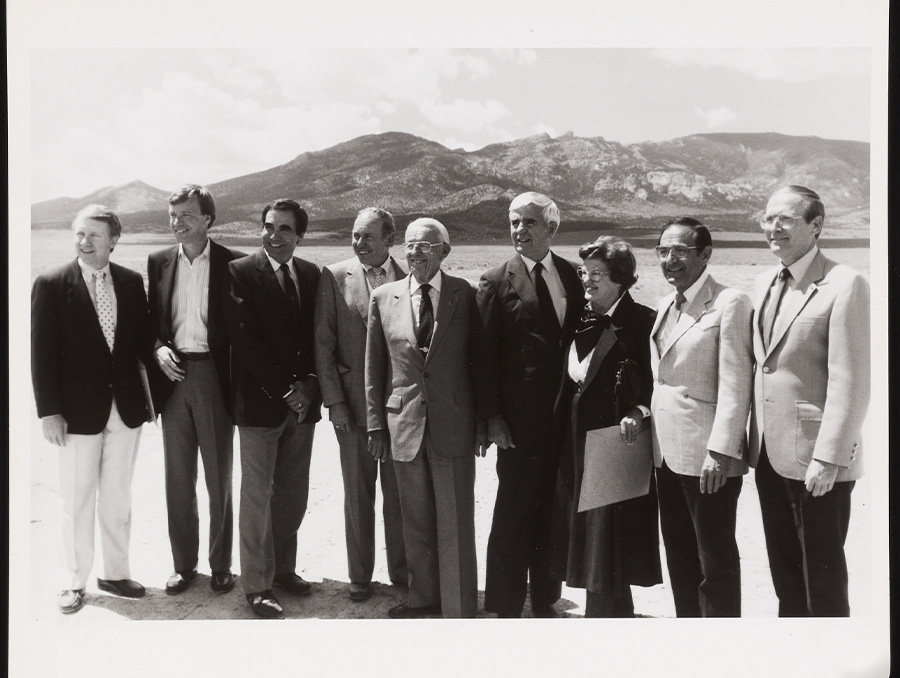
476, 191, 583, 618
649, 217, 754, 617
32, 205, 151, 614
366, 217, 484, 619
749, 186, 869, 617
314, 207, 407, 603
148, 184, 243, 595
224, 199, 322, 619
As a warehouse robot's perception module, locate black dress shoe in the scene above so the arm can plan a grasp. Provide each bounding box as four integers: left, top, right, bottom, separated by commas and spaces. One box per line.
210, 570, 235, 593
387, 601, 442, 619
58, 589, 85, 614
531, 604, 560, 618
272, 573, 311, 596
165, 570, 197, 595
246, 591, 284, 619
97, 578, 146, 598
349, 581, 372, 602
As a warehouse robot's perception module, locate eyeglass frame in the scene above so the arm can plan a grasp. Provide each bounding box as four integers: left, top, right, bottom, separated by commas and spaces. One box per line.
758, 213, 805, 227
576, 266, 612, 282
654, 245, 703, 260
403, 240, 445, 253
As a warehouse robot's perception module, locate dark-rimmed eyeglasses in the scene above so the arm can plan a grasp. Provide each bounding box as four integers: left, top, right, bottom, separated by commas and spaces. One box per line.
655, 245, 701, 260
576, 267, 611, 281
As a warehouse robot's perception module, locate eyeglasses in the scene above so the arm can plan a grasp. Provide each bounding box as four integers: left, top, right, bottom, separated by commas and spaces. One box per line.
576, 267, 611, 282
655, 245, 701, 260
759, 213, 802, 227
403, 241, 443, 253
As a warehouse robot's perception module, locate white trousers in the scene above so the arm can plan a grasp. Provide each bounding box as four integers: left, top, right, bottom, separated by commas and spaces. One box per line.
58, 400, 142, 590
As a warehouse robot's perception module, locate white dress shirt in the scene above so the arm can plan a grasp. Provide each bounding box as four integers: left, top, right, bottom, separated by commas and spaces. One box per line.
409, 271, 442, 331
172, 240, 211, 352
361, 256, 399, 290
77, 258, 117, 327
521, 251, 567, 326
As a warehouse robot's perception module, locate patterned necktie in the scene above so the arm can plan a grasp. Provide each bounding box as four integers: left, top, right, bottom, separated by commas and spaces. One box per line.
657, 293, 686, 352
533, 262, 560, 334
574, 304, 611, 361
372, 266, 386, 289
279, 263, 301, 330
763, 268, 791, 348
417, 283, 434, 355
93, 270, 115, 351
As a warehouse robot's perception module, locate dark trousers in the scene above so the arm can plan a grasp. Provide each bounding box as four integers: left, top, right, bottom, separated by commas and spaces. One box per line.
161, 360, 234, 573
657, 460, 742, 617
756, 447, 854, 617
585, 586, 634, 618
485, 441, 561, 617
237, 412, 315, 595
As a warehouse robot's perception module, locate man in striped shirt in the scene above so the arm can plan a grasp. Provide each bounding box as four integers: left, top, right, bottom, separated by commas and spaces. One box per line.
147, 184, 244, 596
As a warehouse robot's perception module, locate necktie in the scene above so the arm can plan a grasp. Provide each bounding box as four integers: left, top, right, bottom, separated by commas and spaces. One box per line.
372, 266, 385, 289
533, 262, 560, 334
763, 268, 791, 348
92, 270, 115, 351
574, 304, 611, 361
417, 283, 434, 355
279, 263, 301, 330
674, 292, 687, 313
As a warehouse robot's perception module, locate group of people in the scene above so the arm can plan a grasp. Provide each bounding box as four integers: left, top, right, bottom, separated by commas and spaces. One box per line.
31, 183, 870, 620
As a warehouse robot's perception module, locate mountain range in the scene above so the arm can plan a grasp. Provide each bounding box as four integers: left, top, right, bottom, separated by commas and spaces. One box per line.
32, 131, 870, 240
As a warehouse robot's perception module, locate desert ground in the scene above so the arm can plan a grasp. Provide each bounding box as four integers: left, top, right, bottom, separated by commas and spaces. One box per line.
20, 229, 876, 624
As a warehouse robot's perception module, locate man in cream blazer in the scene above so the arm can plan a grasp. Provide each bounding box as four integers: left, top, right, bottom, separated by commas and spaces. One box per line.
650, 218, 754, 617
749, 186, 869, 617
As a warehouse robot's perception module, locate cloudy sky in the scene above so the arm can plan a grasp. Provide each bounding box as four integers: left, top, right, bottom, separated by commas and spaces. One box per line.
31, 48, 870, 203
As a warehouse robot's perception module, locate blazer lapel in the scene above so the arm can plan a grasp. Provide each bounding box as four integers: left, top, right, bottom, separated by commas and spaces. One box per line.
255, 248, 286, 304
767, 252, 826, 355
663, 277, 715, 354
753, 267, 779, 358
427, 272, 457, 362
66, 260, 109, 351
508, 255, 556, 338
208, 240, 225, 319
158, 246, 179, 327
392, 279, 422, 362
109, 263, 128, 352
347, 260, 371, 322
553, 252, 583, 333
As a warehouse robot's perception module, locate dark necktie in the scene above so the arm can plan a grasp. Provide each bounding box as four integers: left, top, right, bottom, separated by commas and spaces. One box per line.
279, 263, 301, 330
574, 304, 611, 361
417, 283, 434, 355
763, 268, 791, 348
674, 292, 687, 313
533, 262, 560, 334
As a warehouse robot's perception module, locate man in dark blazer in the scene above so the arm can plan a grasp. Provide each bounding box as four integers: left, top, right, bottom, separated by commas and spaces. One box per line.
475, 191, 583, 618
147, 184, 243, 595
223, 199, 322, 619
314, 207, 407, 602
32, 204, 151, 614
749, 186, 870, 616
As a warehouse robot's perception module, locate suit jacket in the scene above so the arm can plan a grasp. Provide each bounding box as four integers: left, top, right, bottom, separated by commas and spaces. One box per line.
748, 249, 870, 482
147, 239, 244, 414
475, 252, 583, 437
314, 256, 406, 426
365, 272, 479, 462
223, 248, 322, 428
31, 259, 152, 435
649, 275, 754, 477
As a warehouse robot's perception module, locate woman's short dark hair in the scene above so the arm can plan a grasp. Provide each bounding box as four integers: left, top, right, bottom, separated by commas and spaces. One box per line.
168, 184, 216, 227
578, 236, 638, 290
262, 199, 309, 237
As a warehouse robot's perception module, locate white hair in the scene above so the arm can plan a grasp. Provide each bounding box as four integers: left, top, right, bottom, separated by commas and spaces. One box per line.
509, 192, 560, 228
406, 217, 450, 245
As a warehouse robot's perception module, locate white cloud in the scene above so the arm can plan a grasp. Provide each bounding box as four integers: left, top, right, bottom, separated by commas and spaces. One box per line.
417, 98, 512, 133
652, 48, 868, 82
532, 123, 557, 136
492, 48, 539, 66
693, 105, 738, 128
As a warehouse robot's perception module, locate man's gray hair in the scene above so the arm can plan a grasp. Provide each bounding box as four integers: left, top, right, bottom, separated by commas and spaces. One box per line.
509, 192, 560, 228
406, 217, 450, 245
73, 204, 122, 239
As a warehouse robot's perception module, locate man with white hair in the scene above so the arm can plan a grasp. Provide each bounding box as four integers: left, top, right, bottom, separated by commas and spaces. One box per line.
366, 217, 485, 619
475, 192, 583, 618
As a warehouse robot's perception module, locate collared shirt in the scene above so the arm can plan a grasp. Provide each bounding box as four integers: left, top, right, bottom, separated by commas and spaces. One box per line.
266, 252, 300, 299
521, 251, 567, 326
767, 245, 819, 339
172, 240, 210, 352
410, 271, 442, 330
77, 258, 117, 327
361, 257, 399, 291
656, 269, 709, 352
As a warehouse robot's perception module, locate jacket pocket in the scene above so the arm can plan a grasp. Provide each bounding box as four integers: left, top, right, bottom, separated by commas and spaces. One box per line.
386, 394, 403, 413
794, 401, 823, 461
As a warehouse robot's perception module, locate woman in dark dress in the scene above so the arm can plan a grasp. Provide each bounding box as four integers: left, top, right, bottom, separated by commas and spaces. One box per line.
551, 236, 662, 617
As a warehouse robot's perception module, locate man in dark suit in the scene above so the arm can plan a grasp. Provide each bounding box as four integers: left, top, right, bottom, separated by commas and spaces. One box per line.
32, 204, 151, 614
749, 186, 870, 616
366, 218, 485, 619
475, 191, 583, 618
223, 199, 322, 619
314, 207, 407, 602
147, 184, 243, 595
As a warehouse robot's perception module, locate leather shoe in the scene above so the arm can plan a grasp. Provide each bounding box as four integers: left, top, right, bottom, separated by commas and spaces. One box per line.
210, 570, 235, 593
165, 570, 197, 595
387, 601, 442, 619
531, 604, 560, 618
97, 578, 146, 598
58, 589, 85, 614
272, 572, 311, 596
246, 591, 284, 619
349, 582, 372, 602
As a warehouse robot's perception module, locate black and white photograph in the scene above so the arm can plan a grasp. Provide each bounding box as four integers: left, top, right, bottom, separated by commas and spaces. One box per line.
8, 0, 890, 676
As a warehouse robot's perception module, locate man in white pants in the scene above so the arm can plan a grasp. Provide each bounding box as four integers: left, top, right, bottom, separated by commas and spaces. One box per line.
31, 204, 153, 614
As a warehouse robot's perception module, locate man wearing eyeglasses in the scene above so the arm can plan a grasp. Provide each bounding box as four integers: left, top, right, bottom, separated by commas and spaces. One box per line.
365, 217, 484, 618
749, 186, 869, 617
475, 192, 583, 618
649, 217, 754, 617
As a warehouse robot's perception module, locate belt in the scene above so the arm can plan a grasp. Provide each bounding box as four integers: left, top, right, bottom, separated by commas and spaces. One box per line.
179, 351, 211, 361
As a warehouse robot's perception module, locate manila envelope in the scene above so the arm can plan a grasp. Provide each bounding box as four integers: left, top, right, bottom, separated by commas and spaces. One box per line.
578, 421, 652, 512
